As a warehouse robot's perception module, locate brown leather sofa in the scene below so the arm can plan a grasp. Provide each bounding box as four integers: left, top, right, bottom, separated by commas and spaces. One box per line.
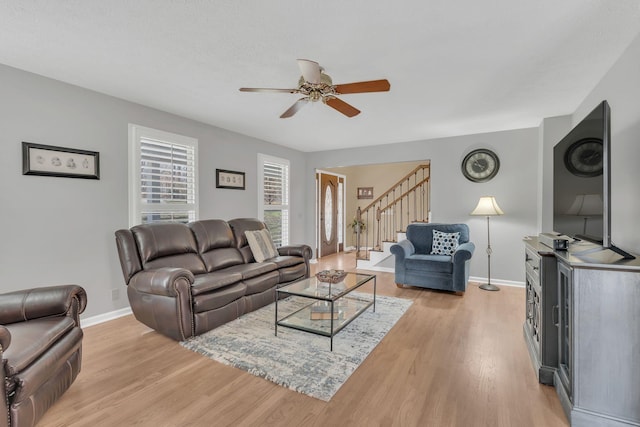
1, 285, 87, 427
115, 218, 312, 341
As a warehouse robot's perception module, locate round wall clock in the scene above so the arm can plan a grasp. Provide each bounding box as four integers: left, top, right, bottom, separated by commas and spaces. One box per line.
564, 137, 603, 177
461, 149, 500, 182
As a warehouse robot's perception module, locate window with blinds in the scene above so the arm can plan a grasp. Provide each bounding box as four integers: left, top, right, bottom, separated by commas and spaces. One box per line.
128, 125, 198, 226
258, 154, 290, 247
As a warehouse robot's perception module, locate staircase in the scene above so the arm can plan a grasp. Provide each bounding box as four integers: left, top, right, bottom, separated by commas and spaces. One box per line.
355, 164, 430, 271
356, 232, 405, 272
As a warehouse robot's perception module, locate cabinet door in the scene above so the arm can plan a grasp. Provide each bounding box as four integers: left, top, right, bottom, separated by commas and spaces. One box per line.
557, 261, 573, 397
525, 274, 541, 355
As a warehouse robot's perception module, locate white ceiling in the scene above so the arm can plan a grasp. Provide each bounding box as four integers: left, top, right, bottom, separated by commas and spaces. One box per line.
2, 1, 640, 152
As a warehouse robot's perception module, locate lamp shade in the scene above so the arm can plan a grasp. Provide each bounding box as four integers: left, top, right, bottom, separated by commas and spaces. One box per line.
565, 194, 603, 216
470, 196, 504, 216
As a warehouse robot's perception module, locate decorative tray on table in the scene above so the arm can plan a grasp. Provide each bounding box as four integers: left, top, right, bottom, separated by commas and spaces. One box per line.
315, 269, 347, 284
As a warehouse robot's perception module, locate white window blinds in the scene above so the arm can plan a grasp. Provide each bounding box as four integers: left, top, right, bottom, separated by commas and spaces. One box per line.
259, 154, 290, 246
129, 125, 198, 226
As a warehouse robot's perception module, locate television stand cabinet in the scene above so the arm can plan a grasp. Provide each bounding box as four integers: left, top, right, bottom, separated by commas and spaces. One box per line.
523, 239, 558, 385
523, 237, 640, 427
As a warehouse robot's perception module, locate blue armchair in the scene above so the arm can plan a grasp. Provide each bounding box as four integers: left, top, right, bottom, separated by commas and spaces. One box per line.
390, 223, 475, 293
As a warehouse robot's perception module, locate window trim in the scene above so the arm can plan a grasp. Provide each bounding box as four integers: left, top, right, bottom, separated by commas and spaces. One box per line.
128, 124, 199, 227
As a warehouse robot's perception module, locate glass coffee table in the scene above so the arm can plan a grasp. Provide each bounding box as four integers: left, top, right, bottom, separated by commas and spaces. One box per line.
275, 272, 376, 351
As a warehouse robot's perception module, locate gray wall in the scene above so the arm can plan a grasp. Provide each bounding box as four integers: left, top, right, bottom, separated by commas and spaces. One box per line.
2, 29, 640, 319
306, 128, 540, 285
0, 64, 307, 318
570, 32, 640, 254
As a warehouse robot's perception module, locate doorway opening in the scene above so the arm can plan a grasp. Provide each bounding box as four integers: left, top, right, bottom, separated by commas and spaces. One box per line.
315, 170, 345, 258
315, 160, 430, 261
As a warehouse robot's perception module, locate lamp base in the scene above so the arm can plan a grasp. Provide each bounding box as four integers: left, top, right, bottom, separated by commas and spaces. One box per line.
479, 283, 500, 291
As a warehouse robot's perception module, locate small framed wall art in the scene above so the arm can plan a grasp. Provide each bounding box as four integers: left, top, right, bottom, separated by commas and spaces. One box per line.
357, 187, 374, 199
22, 141, 100, 180
216, 169, 245, 190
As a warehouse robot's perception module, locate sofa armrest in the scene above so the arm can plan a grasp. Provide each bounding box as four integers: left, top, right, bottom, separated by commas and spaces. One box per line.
0, 285, 87, 325
128, 268, 195, 297
390, 239, 416, 260
453, 242, 475, 263
278, 244, 312, 260
451, 242, 475, 292
0, 325, 10, 351
127, 268, 195, 341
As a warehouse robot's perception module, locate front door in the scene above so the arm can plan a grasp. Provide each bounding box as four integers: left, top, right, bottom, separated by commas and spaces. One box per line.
320, 173, 338, 257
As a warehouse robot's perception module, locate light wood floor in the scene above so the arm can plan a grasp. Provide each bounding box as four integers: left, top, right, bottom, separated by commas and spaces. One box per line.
39, 253, 568, 427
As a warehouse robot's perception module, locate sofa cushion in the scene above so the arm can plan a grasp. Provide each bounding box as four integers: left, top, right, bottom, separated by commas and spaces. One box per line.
430, 230, 460, 256
405, 254, 453, 274
243, 270, 280, 295
278, 263, 308, 283
191, 271, 244, 296
144, 253, 208, 274
192, 282, 246, 313
3, 317, 75, 376
189, 219, 235, 252
200, 247, 245, 273
194, 299, 246, 335
11, 327, 83, 403
132, 223, 206, 274
245, 229, 278, 262
221, 262, 278, 280
267, 255, 304, 268
189, 220, 245, 272
228, 218, 268, 263
229, 218, 266, 248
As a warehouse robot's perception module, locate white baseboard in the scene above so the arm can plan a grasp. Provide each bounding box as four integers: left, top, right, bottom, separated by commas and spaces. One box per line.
82, 306, 132, 328
351, 270, 525, 287
356, 266, 395, 273
469, 276, 525, 288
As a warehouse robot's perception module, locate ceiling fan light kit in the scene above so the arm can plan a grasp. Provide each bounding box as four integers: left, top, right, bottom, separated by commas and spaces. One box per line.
239, 59, 390, 118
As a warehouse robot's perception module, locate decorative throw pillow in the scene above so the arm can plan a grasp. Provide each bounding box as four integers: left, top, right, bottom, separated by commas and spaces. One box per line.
430, 230, 460, 256
245, 229, 279, 262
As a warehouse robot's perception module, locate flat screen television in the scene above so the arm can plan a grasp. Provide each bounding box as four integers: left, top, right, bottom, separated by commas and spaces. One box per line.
552, 100, 633, 259
553, 101, 611, 247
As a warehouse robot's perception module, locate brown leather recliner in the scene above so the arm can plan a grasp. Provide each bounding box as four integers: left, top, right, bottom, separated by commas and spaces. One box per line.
0, 285, 87, 427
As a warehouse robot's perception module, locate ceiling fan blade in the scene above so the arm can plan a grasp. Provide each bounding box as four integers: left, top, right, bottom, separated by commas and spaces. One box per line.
297, 59, 321, 84
239, 87, 298, 93
334, 79, 391, 94
280, 97, 309, 118
324, 97, 361, 117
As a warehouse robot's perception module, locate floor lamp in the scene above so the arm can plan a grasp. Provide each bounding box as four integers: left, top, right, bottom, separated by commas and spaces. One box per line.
470, 196, 504, 291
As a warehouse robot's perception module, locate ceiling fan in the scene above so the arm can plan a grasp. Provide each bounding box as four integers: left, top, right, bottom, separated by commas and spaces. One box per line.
239, 59, 391, 118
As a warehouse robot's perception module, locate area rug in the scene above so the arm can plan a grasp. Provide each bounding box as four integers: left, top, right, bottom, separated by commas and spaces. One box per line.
180, 294, 412, 401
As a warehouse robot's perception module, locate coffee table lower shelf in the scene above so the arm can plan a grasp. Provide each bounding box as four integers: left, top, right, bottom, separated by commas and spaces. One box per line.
277, 297, 374, 351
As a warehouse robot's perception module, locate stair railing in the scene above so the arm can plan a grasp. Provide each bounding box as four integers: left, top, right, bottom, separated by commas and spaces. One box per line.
356, 164, 430, 260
